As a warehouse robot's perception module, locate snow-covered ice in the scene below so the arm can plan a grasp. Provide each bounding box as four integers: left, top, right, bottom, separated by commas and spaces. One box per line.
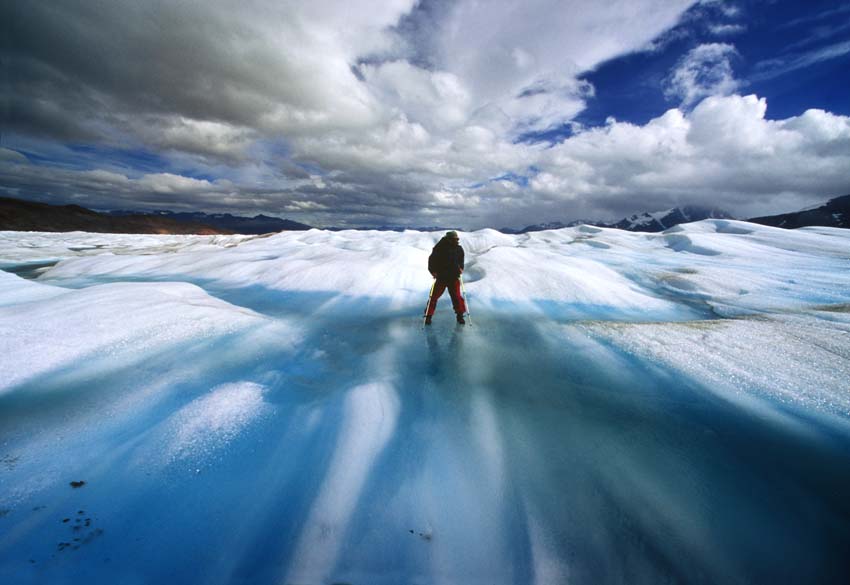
1, 221, 850, 584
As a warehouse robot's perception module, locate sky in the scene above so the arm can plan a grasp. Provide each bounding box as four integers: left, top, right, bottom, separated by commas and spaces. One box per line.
1, 0, 849, 229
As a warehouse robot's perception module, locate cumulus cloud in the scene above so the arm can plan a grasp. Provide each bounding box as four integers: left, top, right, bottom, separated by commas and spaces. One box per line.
5, 94, 849, 228
139, 118, 257, 162
664, 43, 740, 108
3, 1, 850, 229
429, 0, 692, 134
6, 1, 411, 149
532, 94, 850, 221
358, 61, 472, 132
5, 1, 693, 152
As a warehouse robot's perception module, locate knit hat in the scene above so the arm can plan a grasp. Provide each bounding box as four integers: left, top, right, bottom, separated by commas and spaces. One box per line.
445, 230, 459, 239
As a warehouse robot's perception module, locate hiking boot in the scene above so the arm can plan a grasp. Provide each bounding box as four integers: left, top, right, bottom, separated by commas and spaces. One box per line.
456, 314, 465, 325
424, 315, 432, 325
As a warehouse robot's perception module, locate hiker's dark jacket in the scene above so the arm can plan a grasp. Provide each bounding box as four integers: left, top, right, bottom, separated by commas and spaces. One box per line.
428, 237, 465, 281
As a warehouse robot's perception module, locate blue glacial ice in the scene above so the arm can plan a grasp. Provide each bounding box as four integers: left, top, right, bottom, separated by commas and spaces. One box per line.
1, 221, 850, 584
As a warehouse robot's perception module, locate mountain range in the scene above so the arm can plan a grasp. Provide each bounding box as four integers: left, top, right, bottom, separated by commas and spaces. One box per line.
748, 194, 850, 229
0, 197, 229, 235
2, 194, 848, 234
107, 210, 312, 234
510, 205, 734, 233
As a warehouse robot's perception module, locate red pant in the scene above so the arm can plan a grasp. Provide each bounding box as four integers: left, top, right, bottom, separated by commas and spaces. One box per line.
426, 279, 467, 316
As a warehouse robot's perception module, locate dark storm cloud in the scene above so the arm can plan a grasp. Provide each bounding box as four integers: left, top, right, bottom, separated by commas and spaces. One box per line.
8, 2, 274, 135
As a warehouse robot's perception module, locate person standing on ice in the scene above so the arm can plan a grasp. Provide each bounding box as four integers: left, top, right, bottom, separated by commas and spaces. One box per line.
424, 230, 467, 325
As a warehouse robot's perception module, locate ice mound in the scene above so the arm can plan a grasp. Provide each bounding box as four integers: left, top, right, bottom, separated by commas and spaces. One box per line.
19, 220, 849, 323
162, 382, 271, 464
0, 273, 283, 393
582, 312, 850, 417
0, 230, 250, 264
0, 269, 67, 306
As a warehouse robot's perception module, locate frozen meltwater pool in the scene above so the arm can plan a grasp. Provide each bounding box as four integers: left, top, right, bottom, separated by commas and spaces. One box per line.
1, 224, 850, 584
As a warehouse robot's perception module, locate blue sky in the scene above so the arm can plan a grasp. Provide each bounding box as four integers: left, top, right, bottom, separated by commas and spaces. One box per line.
1, 0, 849, 229
575, 0, 850, 128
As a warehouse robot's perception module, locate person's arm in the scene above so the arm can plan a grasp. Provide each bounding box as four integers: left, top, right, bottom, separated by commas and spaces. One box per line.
459, 247, 465, 274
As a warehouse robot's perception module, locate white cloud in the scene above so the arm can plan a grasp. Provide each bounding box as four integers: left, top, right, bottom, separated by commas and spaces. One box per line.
664, 43, 740, 108
506, 78, 595, 135
358, 60, 472, 132
751, 40, 850, 82
531, 94, 850, 220
140, 117, 256, 161
431, 189, 481, 208
430, 0, 693, 134
8, 0, 697, 160
435, 0, 693, 97
138, 173, 215, 194
80, 170, 131, 185
3, 93, 850, 227
5, 1, 850, 229
697, 0, 740, 18
708, 23, 746, 36
285, 200, 329, 211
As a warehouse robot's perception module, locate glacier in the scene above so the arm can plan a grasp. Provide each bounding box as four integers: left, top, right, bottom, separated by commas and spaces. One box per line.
1, 221, 850, 584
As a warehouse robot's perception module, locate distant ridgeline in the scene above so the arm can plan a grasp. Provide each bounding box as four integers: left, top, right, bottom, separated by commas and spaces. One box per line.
507, 205, 734, 234
0, 197, 312, 234
509, 194, 850, 233
748, 194, 850, 229
2, 194, 848, 235
0, 197, 228, 235
106, 209, 312, 234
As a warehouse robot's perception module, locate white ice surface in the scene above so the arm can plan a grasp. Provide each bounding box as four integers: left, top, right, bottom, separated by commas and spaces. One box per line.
581, 312, 850, 416
2, 222, 850, 584
7, 220, 848, 320
2, 221, 850, 407
0, 271, 281, 394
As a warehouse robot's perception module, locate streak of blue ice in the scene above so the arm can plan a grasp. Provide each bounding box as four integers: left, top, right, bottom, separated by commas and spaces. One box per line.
2, 310, 850, 584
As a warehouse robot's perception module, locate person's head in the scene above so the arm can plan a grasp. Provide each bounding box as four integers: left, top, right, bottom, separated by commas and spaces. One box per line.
445, 230, 460, 244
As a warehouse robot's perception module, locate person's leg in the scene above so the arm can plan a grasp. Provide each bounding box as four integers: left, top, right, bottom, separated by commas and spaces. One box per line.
447, 279, 467, 315
426, 280, 448, 317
